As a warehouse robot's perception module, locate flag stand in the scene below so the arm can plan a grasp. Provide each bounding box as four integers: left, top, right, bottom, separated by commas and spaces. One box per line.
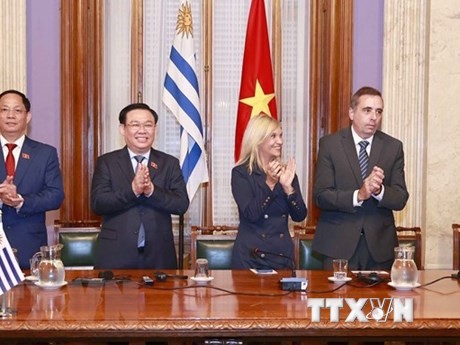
178, 214, 184, 269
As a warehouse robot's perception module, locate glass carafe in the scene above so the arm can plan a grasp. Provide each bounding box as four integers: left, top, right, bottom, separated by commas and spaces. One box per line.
31, 244, 65, 286
390, 246, 418, 286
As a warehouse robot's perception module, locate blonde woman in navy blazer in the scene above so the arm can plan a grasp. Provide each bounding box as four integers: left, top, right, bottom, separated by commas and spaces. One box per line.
231, 114, 307, 270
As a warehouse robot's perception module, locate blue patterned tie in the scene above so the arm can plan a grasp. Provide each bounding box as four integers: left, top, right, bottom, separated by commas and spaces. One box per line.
358, 141, 369, 179
134, 155, 146, 248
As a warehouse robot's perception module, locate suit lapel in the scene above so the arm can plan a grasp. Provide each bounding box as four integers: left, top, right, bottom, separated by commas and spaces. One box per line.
251, 166, 266, 190
13, 137, 34, 186
341, 128, 363, 184
368, 131, 383, 169
0, 146, 6, 180
148, 148, 159, 180
116, 147, 136, 183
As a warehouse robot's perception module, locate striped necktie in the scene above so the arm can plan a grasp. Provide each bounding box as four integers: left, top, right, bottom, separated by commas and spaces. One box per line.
358, 141, 369, 179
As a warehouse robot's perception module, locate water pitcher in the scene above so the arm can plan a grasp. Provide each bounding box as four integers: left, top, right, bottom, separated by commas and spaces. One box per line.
31, 244, 65, 286
390, 246, 418, 286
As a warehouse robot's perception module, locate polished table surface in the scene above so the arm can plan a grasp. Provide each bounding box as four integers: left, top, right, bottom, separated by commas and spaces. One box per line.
1, 269, 460, 342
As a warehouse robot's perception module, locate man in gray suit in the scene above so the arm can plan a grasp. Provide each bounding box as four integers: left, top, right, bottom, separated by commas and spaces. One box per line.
91, 103, 189, 269
312, 86, 409, 270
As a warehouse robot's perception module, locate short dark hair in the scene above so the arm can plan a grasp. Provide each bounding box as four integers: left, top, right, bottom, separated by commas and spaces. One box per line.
118, 103, 158, 124
350, 86, 383, 109
0, 89, 31, 112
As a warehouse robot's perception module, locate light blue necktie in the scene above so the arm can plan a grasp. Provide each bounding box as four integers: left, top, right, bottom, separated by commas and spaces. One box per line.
134, 155, 146, 248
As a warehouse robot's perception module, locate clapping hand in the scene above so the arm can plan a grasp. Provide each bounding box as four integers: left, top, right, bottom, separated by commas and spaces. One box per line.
265, 158, 296, 194
132, 164, 154, 196
279, 158, 296, 195
358, 166, 385, 201
0, 176, 23, 207
266, 159, 282, 184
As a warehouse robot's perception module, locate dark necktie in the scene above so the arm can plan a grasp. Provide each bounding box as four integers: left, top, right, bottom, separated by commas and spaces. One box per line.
134, 155, 145, 172
5, 143, 17, 177
134, 155, 146, 248
358, 141, 369, 179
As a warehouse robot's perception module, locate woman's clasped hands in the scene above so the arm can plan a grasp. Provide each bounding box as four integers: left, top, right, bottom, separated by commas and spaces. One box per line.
265, 158, 296, 194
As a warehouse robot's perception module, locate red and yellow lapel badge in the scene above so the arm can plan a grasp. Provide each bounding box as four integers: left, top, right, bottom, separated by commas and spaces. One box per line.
150, 161, 158, 170
21, 153, 30, 159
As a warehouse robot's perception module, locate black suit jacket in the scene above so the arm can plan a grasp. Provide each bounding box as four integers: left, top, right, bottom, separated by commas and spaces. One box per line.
91, 146, 189, 269
312, 128, 409, 262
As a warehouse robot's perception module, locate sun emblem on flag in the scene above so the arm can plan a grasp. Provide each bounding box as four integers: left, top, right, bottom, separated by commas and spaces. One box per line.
176, 1, 193, 38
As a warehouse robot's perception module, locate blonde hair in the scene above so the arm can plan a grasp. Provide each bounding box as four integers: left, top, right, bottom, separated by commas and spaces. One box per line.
236, 114, 281, 174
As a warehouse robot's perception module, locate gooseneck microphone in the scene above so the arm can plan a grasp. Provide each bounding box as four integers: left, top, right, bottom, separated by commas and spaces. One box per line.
154, 271, 189, 282
73, 270, 115, 286
253, 248, 297, 277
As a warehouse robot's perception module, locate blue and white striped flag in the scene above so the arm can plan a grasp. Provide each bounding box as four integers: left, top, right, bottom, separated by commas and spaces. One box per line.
0, 213, 24, 296
163, 0, 208, 202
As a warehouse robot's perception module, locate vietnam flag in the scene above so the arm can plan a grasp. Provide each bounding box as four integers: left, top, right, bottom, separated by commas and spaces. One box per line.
234, 0, 277, 162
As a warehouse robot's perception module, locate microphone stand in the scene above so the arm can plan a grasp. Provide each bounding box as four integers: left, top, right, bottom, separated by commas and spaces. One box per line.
253, 248, 307, 291
253, 248, 297, 277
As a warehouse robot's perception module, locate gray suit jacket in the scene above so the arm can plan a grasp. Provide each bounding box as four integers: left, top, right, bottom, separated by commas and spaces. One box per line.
91, 146, 189, 269
312, 128, 409, 262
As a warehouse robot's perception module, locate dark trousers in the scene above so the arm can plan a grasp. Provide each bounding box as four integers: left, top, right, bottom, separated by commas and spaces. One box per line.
323, 232, 393, 271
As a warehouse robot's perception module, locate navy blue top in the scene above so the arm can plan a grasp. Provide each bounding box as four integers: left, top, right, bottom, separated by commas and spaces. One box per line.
230, 164, 307, 269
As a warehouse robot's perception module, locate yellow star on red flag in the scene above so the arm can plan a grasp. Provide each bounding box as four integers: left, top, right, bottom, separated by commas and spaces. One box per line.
234, 0, 277, 162
240, 80, 275, 117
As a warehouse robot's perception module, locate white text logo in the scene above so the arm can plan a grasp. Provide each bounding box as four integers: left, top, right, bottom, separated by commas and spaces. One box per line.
307, 298, 413, 322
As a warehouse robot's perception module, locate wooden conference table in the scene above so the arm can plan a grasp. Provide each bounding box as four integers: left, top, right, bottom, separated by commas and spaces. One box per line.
0, 269, 459, 343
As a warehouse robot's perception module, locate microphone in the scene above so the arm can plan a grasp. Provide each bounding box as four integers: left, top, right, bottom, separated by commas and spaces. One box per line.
252, 248, 297, 277
72, 270, 115, 286
154, 271, 189, 282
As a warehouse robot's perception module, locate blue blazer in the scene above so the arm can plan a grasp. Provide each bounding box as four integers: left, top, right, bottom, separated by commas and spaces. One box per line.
312, 128, 409, 263
91, 146, 189, 269
1, 136, 65, 268
231, 164, 307, 269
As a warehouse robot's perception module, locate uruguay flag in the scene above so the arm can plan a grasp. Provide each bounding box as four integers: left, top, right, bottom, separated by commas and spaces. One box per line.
163, 0, 208, 202
0, 212, 24, 296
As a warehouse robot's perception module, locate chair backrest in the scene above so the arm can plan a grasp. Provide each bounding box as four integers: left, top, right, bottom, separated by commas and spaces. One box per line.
396, 226, 423, 270
453, 224, 460, 270
293, 225, 323, 270
54, 220, 101, 269
190, 225, 238, 270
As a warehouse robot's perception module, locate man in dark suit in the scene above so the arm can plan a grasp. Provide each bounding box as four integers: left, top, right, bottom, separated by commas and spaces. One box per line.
91, 103, 189, 269
0, 89, 65, 268
312, 86, 409, 270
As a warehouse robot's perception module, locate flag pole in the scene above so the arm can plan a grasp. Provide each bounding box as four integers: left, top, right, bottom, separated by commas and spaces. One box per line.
178, 214, 184, 269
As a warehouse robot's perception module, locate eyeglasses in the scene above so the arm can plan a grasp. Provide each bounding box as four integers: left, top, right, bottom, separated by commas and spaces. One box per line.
125, 122, 155, 132
0, 107, 27, 116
